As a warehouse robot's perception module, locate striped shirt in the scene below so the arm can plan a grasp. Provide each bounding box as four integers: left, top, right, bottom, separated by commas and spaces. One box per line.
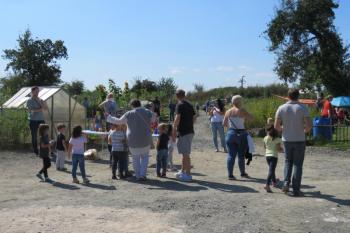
110, 131, 127, 152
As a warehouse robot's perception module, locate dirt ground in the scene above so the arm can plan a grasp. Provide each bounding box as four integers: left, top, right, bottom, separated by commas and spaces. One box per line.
1, 114, 350, 233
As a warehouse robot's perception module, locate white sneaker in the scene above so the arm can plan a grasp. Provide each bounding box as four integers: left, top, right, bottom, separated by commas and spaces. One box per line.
175, 171, 183, 178
178, 173, 192, 182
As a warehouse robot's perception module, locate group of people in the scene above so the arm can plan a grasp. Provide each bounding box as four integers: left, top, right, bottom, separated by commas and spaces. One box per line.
317, 94, 350, 125
27, 85, 312, 196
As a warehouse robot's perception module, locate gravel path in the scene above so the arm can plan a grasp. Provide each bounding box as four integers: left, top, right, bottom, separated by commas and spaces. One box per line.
0, 114, 349, 233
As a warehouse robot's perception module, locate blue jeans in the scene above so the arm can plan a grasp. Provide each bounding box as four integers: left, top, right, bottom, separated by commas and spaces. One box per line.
72, 154, 86, 179
156, 149, 168, 175
211, 122, 227, 150
226, 129, 247, 177
266, 157, 278, 185
283, 142, 306, 192
29, 120, 45, 154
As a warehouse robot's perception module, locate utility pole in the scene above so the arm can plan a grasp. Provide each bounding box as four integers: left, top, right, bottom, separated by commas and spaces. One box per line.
238, 75, 246, 88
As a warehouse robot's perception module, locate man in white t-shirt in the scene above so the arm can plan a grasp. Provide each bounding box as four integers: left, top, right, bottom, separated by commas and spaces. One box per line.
274, 89, 312, 197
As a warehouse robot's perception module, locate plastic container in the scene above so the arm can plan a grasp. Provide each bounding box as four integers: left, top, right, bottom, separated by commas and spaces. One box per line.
313, 117, 332, 140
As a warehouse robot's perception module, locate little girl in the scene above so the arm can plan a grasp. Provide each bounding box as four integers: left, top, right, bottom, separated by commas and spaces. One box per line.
263, 124, 283, 193
167, 124, 176, 171
108, 124, 128, 179
156, 123, 169, 177
68, 125, 90, 184
36, 124, 52, 182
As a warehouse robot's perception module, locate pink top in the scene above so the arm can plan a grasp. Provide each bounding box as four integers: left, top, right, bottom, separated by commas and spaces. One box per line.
69, 136, 87, 155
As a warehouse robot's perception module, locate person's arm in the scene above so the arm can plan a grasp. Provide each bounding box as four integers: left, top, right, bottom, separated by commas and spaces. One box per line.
98, 100, 107, 109
274, 108, 282, 132
304, 117, 312, 133
240, 108, 253, 121
67, 143, 73, 158
107, 114, 127, 125
274, 118, 282, 132
173, 114, 180, 139
277, 143, 284, 153
62, 138, 68, 152
108, 135, 112, 145
223, 110, 230, 128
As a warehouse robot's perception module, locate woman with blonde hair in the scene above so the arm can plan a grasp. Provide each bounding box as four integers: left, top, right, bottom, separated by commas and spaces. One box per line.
223, 95, 253, 180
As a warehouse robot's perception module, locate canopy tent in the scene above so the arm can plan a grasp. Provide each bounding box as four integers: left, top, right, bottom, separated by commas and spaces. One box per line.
331, 96, 350, 107
2, 86, 86, 138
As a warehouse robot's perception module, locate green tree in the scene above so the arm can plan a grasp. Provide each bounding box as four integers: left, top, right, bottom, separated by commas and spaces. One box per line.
266, 0, 350, 95
108, 79, 122, 99
193, 83, 204, 93
2, 29, 68, 88
157, 77, 177, 99
62, 80, 85, 96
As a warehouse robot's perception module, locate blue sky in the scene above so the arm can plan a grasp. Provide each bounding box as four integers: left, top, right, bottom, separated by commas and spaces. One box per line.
0, 0, 349, 91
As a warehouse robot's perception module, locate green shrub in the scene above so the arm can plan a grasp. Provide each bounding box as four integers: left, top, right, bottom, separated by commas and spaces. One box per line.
0, 109, 30, 149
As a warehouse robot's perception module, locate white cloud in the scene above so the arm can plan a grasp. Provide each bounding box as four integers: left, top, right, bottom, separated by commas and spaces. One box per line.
237, 65, 253, 71
169, 66, 186, 75
254, 72, 275, 78
215, 66, 236, 72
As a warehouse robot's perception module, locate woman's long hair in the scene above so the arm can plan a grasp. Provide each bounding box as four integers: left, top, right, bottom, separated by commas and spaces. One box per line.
217, 98, 225, 112
72, 125, 83, 138
266, 124, 278, 140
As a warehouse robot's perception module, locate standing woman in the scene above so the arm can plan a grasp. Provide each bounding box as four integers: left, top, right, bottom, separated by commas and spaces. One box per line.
107, 99, 156, 181
209, 99, 227, 152
26, 86, 47, 155
223, 95, 253, 180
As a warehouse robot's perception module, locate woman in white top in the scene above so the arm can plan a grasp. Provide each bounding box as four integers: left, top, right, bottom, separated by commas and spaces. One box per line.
209, 99, 227, 152
223, 95, 253, 180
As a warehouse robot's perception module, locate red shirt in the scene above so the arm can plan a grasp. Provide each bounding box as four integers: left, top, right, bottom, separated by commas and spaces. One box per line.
322, 100, 332, 117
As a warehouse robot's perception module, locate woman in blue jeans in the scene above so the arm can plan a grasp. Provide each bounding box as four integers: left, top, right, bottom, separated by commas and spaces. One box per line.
223, 95, 253, 180
209, 99, 227, 152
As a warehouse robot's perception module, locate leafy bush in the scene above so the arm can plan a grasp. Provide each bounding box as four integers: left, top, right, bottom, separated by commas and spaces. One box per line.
0, 109, 30, 149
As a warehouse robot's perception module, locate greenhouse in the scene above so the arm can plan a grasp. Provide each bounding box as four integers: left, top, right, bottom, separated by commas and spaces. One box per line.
2, 86, 86, 139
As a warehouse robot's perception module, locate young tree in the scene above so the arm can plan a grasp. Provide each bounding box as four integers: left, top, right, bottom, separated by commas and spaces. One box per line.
63, 80, 85, 96
266, 0, 350, 95
2, 29, 68, 88
108, 79, 122, 99
193, 83, 205, 93
157, 77, 177, 99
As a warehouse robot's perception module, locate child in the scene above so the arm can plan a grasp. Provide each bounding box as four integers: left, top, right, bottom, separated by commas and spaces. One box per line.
167, 124, 176, 171
68, 126, 90, 184
36, 124, 52, 182
156, 123, 169, 177
56, 124, 68, 171
108, 124, 128, 179
263, 124, 283, 193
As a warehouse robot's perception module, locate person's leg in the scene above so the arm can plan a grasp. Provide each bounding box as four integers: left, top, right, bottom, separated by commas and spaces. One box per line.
226, 131, 237, 177
60, 151, 66, 169
236, 134, 247, 176
71, 154, 79, 179
292, 142, 306, 193
271, 158, 278, 183
140, 153, 149, 178
266, 157, 273, 185
132, 154, 141, 179
43, 156, 51, 178
167, 145, 174, 169
211, 122, 219, 150
217, 123, 227, 151
283, 142, 294, 190
108, 145, 112, 166
183, 154, 191, 174
118, 152, 127, 176
156, 151, 162, 176
78, 154, 86, 179
162, 150, 168, 175
56, 151, 62, 169
112, 151, 118, 177
125, 154, 129, 173
29, 121, 39, 154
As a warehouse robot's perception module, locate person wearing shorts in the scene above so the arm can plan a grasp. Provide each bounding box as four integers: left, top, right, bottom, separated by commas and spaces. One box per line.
173, 89, 197, 182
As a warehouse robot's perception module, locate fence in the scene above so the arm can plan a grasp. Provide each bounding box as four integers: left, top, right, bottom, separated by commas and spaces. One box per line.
307, 124, 350, 143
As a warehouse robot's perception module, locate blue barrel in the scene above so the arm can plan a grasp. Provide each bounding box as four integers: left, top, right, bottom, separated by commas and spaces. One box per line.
313, 117, 332, 140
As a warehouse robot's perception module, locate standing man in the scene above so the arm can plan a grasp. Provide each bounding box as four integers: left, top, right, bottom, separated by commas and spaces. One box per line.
274, 89, 312, 197
168, 100, 176, 122
173, 89, 197, 182
321, 95, 333, 118
99, 93, 118, 130
153, 96, 161, 117
26, 86, 47, 155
